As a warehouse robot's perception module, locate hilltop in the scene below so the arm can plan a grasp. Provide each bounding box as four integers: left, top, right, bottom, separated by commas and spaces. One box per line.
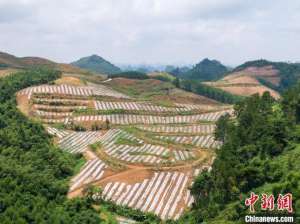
71, 54, 121, 74
203, 59, 300, 98
177, 58, 228, 81
0, 51, 89, 74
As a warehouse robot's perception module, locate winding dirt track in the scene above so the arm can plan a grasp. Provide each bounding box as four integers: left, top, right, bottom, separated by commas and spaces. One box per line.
68, 149, 214, 198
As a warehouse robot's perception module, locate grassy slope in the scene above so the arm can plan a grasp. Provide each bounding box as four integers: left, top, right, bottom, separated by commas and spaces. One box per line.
105, 78, 221, 107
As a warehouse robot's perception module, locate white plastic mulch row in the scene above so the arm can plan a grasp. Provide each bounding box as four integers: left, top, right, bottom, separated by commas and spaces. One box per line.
116, 217, 137, 224
69, 157, 107, 191
33, 98, 90, 104
41, 118, 66, 124
94, 101, 216, 112
137, 124, 216, 134
172, 150, 195, 162
74, 109, 233, 124
98, 129, 171, 164
58, 131, 103, 153
34, 104, 87, 110
101, 172, 190, 220
158, 135, 222, 149
174, 103, 224, 111
46, 126, 71, 138
17, 84, 129, 99
35, 110, 73, 117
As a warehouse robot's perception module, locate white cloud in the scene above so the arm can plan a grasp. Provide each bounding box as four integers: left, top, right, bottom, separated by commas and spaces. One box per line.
0, 0, 299, 65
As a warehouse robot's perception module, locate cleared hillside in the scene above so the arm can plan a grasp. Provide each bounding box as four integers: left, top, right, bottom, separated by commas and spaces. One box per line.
204, 65, 281, 99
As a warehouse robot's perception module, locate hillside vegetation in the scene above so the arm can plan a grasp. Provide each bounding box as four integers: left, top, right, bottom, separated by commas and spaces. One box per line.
0, 69, 102, 223
108, 71, 148, 80
72, 55, 121, 75
175, 90, 300, 223
175, 78, 243, 104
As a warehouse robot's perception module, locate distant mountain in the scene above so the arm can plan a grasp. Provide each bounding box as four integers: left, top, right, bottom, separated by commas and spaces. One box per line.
0, 51, 87, 74
232, 59, 300, 91
180, 58, 228, 81
71, 55, 121, 74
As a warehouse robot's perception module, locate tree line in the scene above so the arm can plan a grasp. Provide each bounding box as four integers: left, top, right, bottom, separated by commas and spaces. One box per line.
176, 87, 300, 223
173, 78, 243, 104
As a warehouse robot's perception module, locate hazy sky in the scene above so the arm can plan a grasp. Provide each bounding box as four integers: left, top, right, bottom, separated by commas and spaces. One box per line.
0, 0, 299, 66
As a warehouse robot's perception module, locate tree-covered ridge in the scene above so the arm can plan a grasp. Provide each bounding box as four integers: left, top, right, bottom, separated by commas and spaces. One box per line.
72, 54, 121, 75
178, 90, 300, 223
234, 59, 300, 91
0, 69, 101, 223
178, 58, 228, 81
108, 71, 149, 80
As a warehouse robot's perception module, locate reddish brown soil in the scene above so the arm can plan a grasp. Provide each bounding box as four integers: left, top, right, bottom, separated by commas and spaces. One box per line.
217, 85, 280, 99
16, 94, 31, 116
224, 66, 280, 86
205, 66, 281, 99
55, 76, 85, 86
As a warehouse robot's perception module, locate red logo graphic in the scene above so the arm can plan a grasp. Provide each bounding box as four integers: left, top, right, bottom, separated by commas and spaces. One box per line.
261, 194, 275, 211
245, 192, 259, 213
277, 193, 293, 213
245, 193, 293, 213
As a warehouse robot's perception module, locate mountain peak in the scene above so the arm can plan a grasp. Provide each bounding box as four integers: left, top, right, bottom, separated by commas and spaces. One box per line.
180, 58, 228, 81
71, 55, 121, 75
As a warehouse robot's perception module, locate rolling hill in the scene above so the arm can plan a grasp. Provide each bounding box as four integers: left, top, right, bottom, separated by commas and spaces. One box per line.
203, 59, 300, 99
0, 51, 89, 74
71, 54, 121, 75
232, 59, 300, 91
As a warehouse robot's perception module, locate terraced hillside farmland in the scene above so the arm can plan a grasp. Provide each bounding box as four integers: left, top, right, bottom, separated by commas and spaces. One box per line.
17, 78, 233, 221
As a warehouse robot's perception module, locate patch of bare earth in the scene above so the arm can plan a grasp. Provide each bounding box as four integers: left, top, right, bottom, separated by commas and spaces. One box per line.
55, 76, 85, 86
205, 66, 281, 99
224, 66, 280, 86
108, 77, 163, 90
217, 85, 280, 99
168, 88, 221, 105
16, 94, 31, 116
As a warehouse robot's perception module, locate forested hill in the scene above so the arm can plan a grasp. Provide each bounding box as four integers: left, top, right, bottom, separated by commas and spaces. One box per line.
234, 59, 300, 91
0, 69, 101, 223
176, 89, 300, 223
71, 54, 121, 75
178, 58, 228, 81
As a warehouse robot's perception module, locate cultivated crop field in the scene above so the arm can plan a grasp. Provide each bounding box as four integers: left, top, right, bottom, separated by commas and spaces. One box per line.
17, 78, 232, 221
